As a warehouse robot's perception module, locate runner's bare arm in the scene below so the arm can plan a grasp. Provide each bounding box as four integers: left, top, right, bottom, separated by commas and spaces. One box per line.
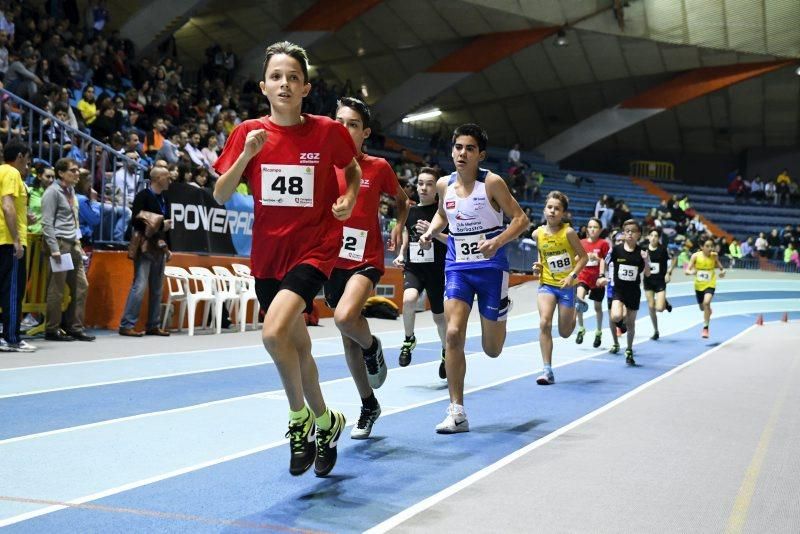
479, 173, 529, 258
213, 129, 267, 204
332, 157, 362, 221
419, 177, 449, 248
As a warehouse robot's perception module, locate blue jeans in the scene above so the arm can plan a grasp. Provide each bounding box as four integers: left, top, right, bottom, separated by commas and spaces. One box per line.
120, 252, 166, 330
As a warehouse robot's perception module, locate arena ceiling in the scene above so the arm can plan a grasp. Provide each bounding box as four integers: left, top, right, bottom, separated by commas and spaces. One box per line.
165, 0, 800, 157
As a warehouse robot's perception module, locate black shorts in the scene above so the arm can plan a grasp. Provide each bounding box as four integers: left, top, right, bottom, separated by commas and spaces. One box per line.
255, 263, 327, 315
695, 288, 715, 306
403, 266, 445, 315
587, 286, 605, 302
612, 288, 641, 311
643, 277, 666, 293
323, 265, 382, 309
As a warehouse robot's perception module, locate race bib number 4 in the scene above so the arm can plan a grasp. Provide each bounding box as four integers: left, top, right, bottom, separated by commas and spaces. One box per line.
260, 164, 314, 207
696, 270, 712, 282
618, 264, 639, 282
454, 234, 485, 262
339, 227, 367, 261
546, 252, 572, 274
410, 242, 434, 263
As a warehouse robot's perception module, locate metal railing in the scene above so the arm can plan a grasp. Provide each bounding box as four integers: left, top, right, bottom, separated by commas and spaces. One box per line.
630, 160, 675, 181
0, 88, 148, 245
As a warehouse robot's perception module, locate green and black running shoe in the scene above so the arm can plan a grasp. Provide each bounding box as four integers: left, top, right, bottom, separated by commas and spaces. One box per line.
625, 349, 636, 366
314, 410, 346, 477
575, 327, 585, 344
398, 335, 416, 367
286, 412, 315, 476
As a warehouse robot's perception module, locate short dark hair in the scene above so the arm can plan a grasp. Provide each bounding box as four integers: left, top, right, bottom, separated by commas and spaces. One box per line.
3, 141, 30, 164
649, 227, 662, 237
418, 166, 440, 179
452, 123, 488, 152
337, 96, 371, 129
546, 190, 569, 211
54, 102, 69, 115
587, 216, 602, 227
262, 41, 309, 83
54, 157, 77, 177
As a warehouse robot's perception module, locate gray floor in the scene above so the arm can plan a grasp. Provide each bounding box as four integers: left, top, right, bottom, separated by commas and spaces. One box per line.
393, 322, 800, 533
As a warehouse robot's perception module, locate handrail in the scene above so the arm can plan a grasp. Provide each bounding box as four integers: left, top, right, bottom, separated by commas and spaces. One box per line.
0, 88, 148, 245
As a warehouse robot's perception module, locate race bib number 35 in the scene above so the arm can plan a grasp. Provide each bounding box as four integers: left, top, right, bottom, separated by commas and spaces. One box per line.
410, 242, 434, 263
339, 226, 367, 261
260, 164, 314, 207
618, 264, 639, 282
454, 234, 485, 262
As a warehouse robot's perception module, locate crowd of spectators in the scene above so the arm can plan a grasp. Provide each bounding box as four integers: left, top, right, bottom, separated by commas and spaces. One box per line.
727, 168, 798, 206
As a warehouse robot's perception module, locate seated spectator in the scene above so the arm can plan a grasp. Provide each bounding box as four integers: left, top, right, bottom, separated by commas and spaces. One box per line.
200, 133, 220, 168
113, 150, 141, 206
5, 50, 43, 99
740, 237, 754, 258
90, 100, 123, 141
764, 180, 776, 204
155, 131, 184, 165
783, 241, 796, 266
767, 228, 781, 259
677, 194, 696, 218
750, 175, 765, 203
776, 168, 792, 206
727, 174, 745, 201
727, 237, 742, 268
77, 85, 98, 126
507, 143, 521, 167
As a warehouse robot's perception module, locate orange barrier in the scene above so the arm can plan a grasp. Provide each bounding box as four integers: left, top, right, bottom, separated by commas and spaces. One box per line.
85, 251, 536, 330
630, 177, 733, 242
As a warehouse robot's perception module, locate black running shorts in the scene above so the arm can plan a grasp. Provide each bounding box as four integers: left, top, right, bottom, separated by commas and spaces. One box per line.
403, 267, 445, 315
255, 263, 327, 315
323, 265, 382, 309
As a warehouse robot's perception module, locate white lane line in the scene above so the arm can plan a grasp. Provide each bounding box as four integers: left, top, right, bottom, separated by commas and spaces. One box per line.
0, 318, 762, 528
364, 325, 758, 534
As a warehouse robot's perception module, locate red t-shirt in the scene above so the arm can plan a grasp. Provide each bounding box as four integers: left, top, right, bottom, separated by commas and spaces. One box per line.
213, 114, 357, 279
577, 237, 610, 288
334, 153, 398, 272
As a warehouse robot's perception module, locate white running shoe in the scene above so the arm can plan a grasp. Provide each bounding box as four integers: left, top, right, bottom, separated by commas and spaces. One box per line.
363, 336, 387, 389
350, 403, 381, 439
0, 339, 11, 352
8, 340, 37, 353
435, 403, 469, 434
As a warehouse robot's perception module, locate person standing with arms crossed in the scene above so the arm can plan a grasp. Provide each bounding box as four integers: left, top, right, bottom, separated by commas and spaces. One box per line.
394, 168, 448, 378
419, 124, 528, 433
531, 191, 589, 385
323, 97, 408, 440
213, 42, 361, 477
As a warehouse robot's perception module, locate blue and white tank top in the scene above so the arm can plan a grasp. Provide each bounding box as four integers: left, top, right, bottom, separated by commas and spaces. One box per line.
443, 169, 508, 271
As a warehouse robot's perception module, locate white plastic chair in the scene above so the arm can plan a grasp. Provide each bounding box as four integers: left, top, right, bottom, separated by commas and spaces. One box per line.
162, 266, 188, 331
212, 266, 259, 332
189, 266, 238, 334
182, 266, 218, 336
231, 263, 251, 277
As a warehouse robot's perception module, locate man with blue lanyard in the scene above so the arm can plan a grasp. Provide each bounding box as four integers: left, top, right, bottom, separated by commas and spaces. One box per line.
119, 166, 173, 337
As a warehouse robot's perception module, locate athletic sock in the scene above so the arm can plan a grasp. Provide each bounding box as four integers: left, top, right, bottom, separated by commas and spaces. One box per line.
595, 329, 602, 334
703, 323, 709, 329
543, 364, 552, 375
289, 406, 310, 423
315, 408, 333, 431
578, 326, 586, 333
404, 335, 415, 342
361, 392, 378, 410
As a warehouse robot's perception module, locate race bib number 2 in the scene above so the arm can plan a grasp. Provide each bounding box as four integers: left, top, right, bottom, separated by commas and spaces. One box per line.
339, 227, 367, 261
410, 242, 434, 263
260, 164, 314, 207
454, 234, 485, 262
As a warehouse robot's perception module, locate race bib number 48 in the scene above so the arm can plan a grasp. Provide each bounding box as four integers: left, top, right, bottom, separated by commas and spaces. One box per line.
618, 264, 639, 282
339, 227, 367, 261
410, 242, 434, 263
260, 164, 314, 207
454, 234, 485, 262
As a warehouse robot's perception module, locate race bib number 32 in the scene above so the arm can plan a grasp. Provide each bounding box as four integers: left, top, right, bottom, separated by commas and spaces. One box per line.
260, 164, 314, 207
454, 234, 485, 262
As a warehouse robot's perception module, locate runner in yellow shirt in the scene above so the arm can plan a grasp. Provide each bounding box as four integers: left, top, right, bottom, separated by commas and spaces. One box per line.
686, 239, 726, 339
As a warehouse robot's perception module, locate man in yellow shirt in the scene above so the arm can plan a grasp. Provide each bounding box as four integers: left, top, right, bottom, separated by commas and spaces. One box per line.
776, 168, 792, 206
0, 141, 36, 352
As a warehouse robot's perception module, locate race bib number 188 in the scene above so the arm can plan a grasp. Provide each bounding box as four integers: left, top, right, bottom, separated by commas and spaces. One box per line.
260, 164, 314, 207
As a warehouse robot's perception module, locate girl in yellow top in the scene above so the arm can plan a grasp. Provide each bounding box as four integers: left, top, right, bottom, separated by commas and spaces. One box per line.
686, 239, 726, 339
531, 191, 588, 385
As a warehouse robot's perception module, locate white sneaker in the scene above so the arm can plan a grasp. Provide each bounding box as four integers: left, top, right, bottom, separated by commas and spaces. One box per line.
436, 403, 469, 434
350, 403, 381, 439
363, 336, 388, 389
0, 339, 11, 352
8, 340, 37, 353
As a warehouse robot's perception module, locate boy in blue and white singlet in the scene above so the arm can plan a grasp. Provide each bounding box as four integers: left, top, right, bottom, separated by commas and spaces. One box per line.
419, 123, 528, 434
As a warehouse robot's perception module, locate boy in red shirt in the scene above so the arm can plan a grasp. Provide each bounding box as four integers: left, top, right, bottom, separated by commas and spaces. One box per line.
324, 97, 408, 440
213, 42, 361, 478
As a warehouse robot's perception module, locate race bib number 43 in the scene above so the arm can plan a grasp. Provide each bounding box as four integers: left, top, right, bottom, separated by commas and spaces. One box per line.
696, 270, 712, 282
454, 234, 485, 262
339, 227, 367, 261
260, 164, 314, 207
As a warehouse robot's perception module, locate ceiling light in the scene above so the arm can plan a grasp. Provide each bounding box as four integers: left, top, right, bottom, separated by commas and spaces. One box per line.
795, 65, 800, 76
554, 29, 569, 47
402, 109, 442, 123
